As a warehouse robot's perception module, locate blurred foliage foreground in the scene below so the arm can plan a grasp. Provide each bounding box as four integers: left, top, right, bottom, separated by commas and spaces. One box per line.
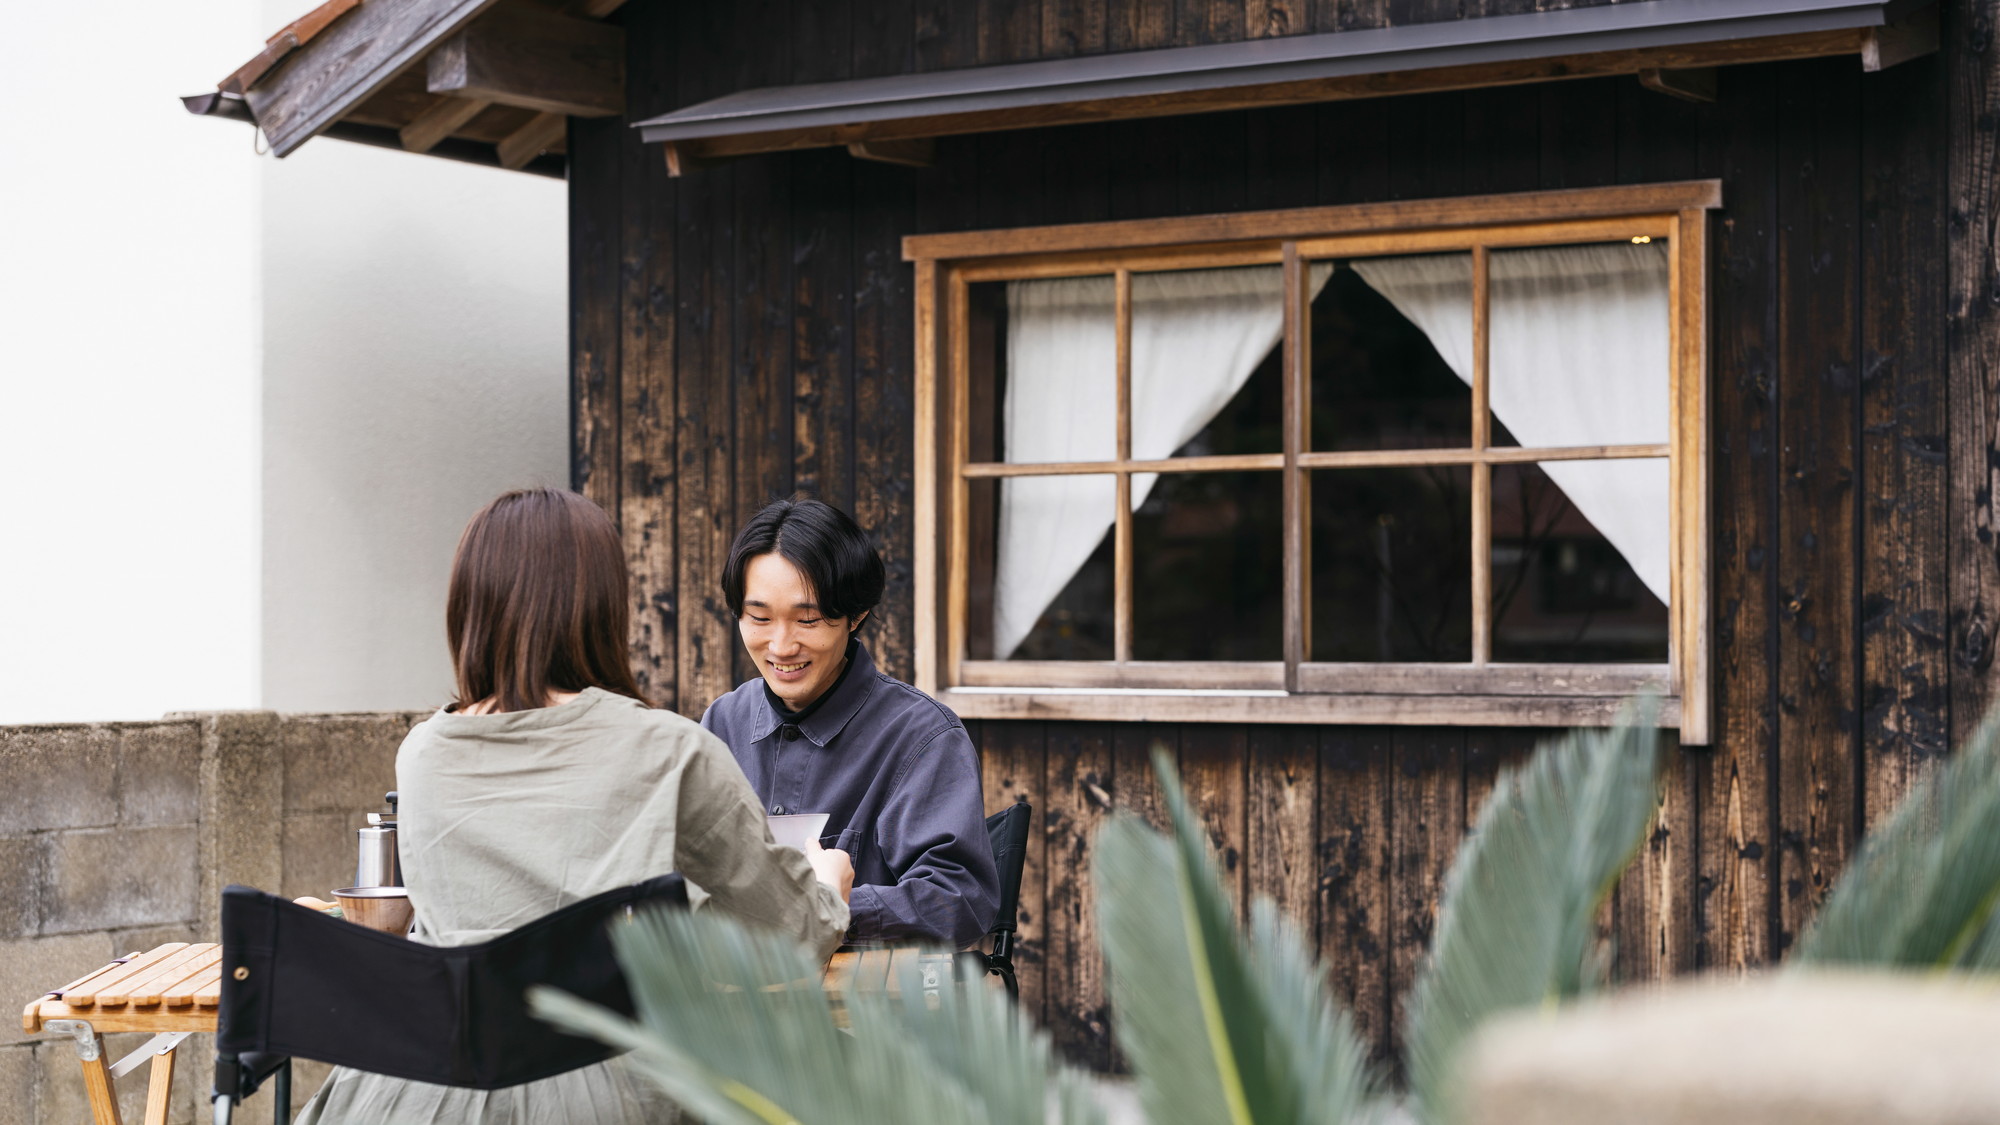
532, 702, 2000, 1125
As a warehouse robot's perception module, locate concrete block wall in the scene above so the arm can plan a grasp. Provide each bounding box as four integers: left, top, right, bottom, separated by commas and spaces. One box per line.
1, 710, 423, 1125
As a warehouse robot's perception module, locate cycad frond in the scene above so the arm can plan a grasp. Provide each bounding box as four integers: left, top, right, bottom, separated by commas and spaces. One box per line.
1095, 745, 1385, 1125
1402, 704, 1664, 1125
531, 906, 1103, 1125
1795, 709, 2000, 971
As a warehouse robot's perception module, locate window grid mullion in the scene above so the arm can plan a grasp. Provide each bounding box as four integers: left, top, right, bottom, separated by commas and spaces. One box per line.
1114, 268, 1134, 664
1471, 244, 1493, 666
1282, 243, 1309, 690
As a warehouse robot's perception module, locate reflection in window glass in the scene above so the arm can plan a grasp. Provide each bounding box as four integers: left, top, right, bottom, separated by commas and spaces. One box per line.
1491, 462, 1669, 662
1132, 471, 1283, 661
1310, 467, 1472, 663
1322, 258, 1472, 452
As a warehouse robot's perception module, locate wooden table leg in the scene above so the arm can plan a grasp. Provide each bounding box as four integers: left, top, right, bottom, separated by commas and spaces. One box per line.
143, 1047, 176, 1125
79, 1033, 125, 1125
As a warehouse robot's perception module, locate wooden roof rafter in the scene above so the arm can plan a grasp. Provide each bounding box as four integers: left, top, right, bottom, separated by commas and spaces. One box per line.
636, 0, 1937, 173
182, 0, 632, 178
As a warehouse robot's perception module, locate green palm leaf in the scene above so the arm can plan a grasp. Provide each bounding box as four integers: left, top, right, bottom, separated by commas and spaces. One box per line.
1403, 704, 1664, 1125
1794, 709, 2000, 971
530, 906, 1104, 1125
1095, 745, 1384, 1125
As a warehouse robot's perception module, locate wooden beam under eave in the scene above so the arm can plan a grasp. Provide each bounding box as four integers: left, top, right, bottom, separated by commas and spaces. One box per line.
400, 95, 492, 152
1863, 3, 1939, 71
1638, 67, 1716, 103
497, 111, 568, 170
846, 137, 936, 167
428, 1, 624, 118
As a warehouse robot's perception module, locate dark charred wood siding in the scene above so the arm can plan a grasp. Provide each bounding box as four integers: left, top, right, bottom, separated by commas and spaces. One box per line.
571, 0, 1986, 1066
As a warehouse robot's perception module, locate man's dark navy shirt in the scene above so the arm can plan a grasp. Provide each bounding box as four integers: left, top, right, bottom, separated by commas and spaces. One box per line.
700, 642, 1000, 948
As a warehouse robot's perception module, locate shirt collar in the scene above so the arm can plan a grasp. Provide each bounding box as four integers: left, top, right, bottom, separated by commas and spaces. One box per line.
757, 638, 877, 747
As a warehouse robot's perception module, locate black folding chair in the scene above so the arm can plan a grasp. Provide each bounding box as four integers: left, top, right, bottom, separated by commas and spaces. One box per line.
209, 874, 687, 1125
959, 797, 1032, 996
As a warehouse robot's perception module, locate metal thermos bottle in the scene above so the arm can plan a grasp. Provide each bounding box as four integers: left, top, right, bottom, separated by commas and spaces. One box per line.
355, 791, 402, 888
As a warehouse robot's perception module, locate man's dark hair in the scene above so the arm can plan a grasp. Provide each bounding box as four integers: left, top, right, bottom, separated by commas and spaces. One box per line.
722, 498, 886, 623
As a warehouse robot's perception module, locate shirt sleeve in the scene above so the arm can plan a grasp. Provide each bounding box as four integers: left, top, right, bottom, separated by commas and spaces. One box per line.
846, 723, 1001, 949
674, 725, 849, 962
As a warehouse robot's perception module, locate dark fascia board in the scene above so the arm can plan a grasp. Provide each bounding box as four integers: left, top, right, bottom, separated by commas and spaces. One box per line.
182, 92, 566, 180
636, 0, 1919, 145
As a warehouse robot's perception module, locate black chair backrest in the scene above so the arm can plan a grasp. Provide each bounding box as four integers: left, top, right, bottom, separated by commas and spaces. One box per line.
984, 799, 1032, 936
216, 874, 686, 1090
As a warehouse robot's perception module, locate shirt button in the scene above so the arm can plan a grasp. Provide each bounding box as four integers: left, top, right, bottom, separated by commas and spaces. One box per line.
772, 804, 784, 815
782, 726, 800, 741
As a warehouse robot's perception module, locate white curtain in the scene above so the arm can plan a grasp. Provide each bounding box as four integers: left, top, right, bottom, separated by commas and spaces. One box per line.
1349, 244, 1672, 604
993, 266, 1330, 660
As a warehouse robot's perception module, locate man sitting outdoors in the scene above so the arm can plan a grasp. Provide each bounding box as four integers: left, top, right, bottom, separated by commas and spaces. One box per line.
701, 498, 1000, 949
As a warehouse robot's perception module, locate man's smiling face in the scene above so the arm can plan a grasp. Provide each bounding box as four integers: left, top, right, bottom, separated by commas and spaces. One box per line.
738, 552, 859, 710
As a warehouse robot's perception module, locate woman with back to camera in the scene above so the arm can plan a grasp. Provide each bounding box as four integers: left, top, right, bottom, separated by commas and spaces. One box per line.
296, 488, 852, 1125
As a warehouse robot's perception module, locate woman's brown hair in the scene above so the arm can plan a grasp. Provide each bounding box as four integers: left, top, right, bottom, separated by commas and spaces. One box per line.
446, 488, 649, 713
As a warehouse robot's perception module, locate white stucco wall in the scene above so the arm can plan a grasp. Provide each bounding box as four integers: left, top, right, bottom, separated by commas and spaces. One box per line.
0, 1, 263, 724
257, 138, 568, 713
0, 1, 569, 722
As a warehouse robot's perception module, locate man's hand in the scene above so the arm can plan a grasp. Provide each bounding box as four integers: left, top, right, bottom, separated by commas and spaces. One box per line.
806, 845, 855, 904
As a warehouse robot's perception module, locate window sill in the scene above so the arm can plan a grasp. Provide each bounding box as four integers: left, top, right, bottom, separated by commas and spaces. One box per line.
939, 686, 1682, 731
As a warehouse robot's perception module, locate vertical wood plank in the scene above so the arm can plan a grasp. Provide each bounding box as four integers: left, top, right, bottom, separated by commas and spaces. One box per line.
568, 114, 622, 513
1539, 77, 1618, 191
732, 149, 796, 692
1861, 48, 1950, 825
1114, 724, 1174, 833
673, 0, 742, 717
1320, 726, 1393, 1065
1248, 724, 1318, 934
1180, 724, 1250, 918
913, 0, 979, 71
1246, 0, 1305, 39
1044, 722, 1117, 1069
1470, 245, 1492, 664
980, 720, 1049, 1027
1108, 0, 1171, 50
616, 2, 680, 708
1614, 737, 1698, 983
980, 0, 1042, 62
1773, 56, 1862, 953
793, 149, 856, 514
1388, 728, 1464, 1067
1042, 0, 1107, 58
1696, 62, 1780, 974
1946, 0, 2000, 745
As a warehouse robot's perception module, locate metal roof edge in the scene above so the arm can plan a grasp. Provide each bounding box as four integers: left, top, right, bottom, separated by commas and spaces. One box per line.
635, 0, 1906, 143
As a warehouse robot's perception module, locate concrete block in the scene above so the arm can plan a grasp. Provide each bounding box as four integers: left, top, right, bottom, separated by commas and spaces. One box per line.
1464, 974, 2000, 1125
197, 712, 282, 940
0, 725, 118, 834
0, 1043, 34, 1125
42, 826, 198, 934
117, 722, 201, 827
281, 714, 412, 814
283, 811, 366, 900
0, 837, 39, 940
111, 922, 201, 957
1, 932, 113, 1046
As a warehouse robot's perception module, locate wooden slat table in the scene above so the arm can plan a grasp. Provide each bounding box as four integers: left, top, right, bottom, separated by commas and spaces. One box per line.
26, 943, 975, 1125
21, 942, 224, 1125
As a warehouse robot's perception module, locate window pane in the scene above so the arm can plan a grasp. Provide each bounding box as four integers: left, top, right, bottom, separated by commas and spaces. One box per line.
1310, 466, 1473, 662
1132, 265, 1286, 459
974, 277, 1117, 466
1322, 256, 1473, 452
1491, 461, 1669, 662
970, 474, 1116, 661
1488, 241, 1671, 449
1132, 471, 1283, 660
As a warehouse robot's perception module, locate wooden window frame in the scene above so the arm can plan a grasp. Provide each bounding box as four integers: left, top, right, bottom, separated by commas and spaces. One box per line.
905, 181, 1719, 744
